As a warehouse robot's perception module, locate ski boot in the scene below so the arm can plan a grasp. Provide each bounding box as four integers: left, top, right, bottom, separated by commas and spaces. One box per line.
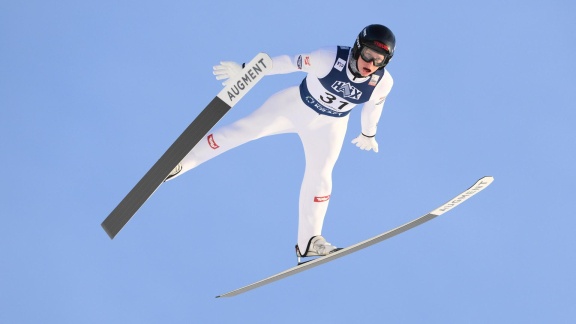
164, 163, 182, 182
295, 235, 341, 264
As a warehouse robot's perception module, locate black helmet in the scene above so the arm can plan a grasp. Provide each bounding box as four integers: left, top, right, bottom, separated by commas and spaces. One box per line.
352, 24, 396, 68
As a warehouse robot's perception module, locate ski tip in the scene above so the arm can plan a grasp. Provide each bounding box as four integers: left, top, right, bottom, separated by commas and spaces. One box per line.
430, 176, 494, 216
479, 176, 495, 186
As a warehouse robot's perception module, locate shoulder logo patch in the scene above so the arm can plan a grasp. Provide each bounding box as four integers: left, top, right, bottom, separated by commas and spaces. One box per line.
369, 74, 380, 86
334, 58, 346, 71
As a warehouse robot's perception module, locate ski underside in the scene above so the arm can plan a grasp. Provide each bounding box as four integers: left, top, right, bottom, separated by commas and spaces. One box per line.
101, 53, 273, 239
217, 176, 494, 298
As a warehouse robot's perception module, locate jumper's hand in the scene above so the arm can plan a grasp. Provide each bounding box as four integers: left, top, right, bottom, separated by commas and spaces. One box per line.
351, 134, 379, 153
213, 61, 243, 86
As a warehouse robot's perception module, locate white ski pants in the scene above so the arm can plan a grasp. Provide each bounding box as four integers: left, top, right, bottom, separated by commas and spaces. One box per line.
177, 86, 349, 251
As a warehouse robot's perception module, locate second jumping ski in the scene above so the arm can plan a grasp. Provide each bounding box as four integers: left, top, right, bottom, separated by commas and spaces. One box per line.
217, 176, 494, 298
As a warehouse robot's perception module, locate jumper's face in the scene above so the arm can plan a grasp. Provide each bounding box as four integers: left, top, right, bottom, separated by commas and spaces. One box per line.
357, 47, 386, 76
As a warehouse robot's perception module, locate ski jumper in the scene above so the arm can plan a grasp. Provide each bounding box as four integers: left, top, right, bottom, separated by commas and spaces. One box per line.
174, 46, 393, 251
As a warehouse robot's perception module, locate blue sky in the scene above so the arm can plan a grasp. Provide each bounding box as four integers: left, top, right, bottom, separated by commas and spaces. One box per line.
1, 0, 575, 323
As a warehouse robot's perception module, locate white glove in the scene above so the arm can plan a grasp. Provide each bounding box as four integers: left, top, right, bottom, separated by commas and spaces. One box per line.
213, 61, 243, 86
351, 133, 379, 153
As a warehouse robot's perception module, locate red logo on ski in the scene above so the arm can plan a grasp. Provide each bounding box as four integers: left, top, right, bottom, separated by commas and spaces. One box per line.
314, 195, 330, 202
207, 134, 219, 149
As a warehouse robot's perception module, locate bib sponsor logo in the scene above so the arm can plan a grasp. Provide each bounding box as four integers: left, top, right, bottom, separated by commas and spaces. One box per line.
369, 74, 380, 86
303, 95, 347, 117
207, 134, 219, 149
331, 81, 362, 100
334, 58, 346, 71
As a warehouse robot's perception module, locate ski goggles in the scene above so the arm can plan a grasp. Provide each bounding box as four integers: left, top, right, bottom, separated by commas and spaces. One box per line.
360, 47, 389, 67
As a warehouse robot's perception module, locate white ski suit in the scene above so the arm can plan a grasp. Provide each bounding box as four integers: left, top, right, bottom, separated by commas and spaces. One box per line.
175, 46, 393, 252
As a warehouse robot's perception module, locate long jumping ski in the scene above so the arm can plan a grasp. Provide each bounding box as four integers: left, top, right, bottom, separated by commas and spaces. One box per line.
101, 53, 273, 239
216, 176, 494, 298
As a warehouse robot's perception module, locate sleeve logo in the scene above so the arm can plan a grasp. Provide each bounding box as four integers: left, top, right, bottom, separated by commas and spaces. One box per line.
314, 195, 331, 202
